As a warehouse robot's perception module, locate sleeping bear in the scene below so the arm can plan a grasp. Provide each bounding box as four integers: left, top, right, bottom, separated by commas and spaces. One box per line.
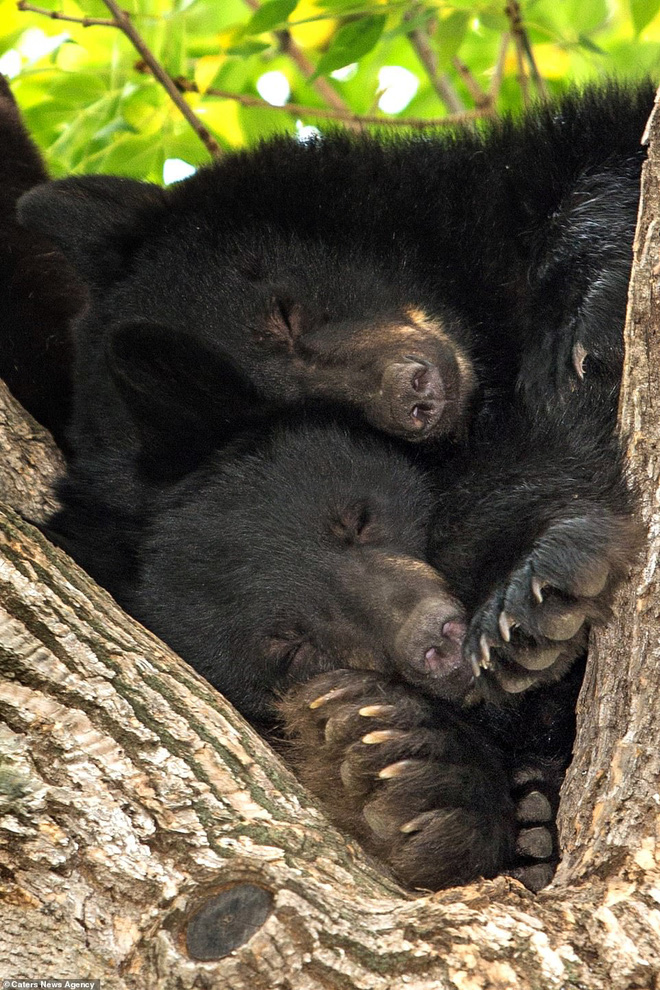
13, 82, 648, 889
120, 398, 603, 889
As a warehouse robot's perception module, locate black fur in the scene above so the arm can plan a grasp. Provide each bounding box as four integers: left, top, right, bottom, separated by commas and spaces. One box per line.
0, 77, 83, 448
12, 83, 649, 891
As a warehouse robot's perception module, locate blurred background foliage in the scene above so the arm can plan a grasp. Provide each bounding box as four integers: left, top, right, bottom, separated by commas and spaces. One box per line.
0, 0, 658, 183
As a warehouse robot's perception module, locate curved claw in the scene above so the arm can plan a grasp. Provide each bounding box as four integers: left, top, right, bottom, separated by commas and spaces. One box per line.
309, 686, 353, 710
498, 610, 514, 643
359, 704, 396, 718
379, 759, 420, 779
572, 341, 588, 380
361, 729, 405, 745
469, 653, 482, 679
531, 576, 545, 604
400, 810, 441, 834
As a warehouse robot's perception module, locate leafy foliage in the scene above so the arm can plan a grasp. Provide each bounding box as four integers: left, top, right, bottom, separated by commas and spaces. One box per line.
1, 0, 658, 183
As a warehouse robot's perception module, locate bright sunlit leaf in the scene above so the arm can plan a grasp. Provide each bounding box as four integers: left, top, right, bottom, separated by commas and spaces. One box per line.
377, 65, 418, 114
313, 14, 386, 79
630, 0, 660, 36
256, 69, 291, 106
245, 0, 298, 35
163, 157, 197, 183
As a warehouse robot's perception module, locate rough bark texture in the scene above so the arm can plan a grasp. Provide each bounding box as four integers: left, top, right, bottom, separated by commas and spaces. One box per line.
1, 96, 660, 988
0, 378, 63, 522
557, 89, 660, 887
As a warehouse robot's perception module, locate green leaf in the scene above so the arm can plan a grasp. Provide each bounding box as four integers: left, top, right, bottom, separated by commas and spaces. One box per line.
436, 11, 469, 70
226, 40, 272, 56
316, 0, 376, 10
577, 32, 605, 53
246, 0, 299, 34
312, 14, 386, 78
563, 0, 607, 33
386, 9, 433, 39
629, 0, 660, 35
478, 11, 509, 31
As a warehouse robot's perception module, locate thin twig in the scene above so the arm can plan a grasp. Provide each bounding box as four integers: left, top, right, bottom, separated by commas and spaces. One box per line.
241, 0, 358, 127
97, 0, 219, 157
489, 32, 509, 101
180, 79, 487, 129
520, 32, 548, 99
17, 1, 117, 26
452, 56, 492, 111
505, 1, 529, 106
20, 0, 486, 154
18, 0, 220, 157
504, 1, 547, 100
404, 6, 464, 113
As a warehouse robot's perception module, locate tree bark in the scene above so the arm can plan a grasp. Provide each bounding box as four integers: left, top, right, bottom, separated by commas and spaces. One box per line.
2, 99, 660, 988
0, 379, 63, 522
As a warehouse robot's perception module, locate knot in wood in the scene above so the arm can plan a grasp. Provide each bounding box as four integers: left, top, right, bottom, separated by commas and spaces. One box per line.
185, 883, 274, 960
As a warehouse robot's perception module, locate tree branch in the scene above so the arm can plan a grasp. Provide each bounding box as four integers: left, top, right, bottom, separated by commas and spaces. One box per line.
404, 6, 464, 114
452, 56, 493, 111
18, 0, 221, 159
178, 78, 488, 129
241, 0, 359, 127
1, 369, 660, 984
489, 32, 510, 101
98, 0, 220, 157
504, 1, 547, 101
558, 88, 660, 882
0, 380, 62, 523
17, 1, 117, 28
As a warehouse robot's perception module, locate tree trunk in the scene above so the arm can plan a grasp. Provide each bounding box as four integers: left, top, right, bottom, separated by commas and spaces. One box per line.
2, 98, 660, 988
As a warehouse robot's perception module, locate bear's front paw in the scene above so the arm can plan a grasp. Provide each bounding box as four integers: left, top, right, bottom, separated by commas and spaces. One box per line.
278, 669, 516, 890
465, 511, 640, 696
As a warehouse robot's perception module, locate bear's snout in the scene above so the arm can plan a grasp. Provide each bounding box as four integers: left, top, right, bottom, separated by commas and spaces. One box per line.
393, 598, 472, 699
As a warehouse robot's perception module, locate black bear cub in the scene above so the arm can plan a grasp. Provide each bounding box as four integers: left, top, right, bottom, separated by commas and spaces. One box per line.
14, 83, 648, 891
122, 399, 573, 891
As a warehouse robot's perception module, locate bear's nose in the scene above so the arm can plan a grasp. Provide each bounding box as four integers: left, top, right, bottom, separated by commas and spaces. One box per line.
379, 355, 446, 438
393, 600, 472, 699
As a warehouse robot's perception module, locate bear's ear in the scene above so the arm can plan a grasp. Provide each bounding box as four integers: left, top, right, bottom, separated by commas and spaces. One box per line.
108, 323, 266, 477
17, 176, 166, 285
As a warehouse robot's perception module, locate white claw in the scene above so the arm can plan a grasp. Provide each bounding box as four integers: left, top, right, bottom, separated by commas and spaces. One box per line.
359, 704, 396, 718
400, 812, 434, 834
470, 654, 482, 679
498, 610, 513, 643
361, 730, 402, 745
309, 687, 351, 710
572, 341, 588, 380
479, 633, 491, 668
379, 760, 417, 779
531, 576, 545, 604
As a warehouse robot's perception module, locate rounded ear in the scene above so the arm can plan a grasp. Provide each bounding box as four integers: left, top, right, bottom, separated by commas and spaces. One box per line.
17, 176, 166, 285
107, 323, 266, 477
